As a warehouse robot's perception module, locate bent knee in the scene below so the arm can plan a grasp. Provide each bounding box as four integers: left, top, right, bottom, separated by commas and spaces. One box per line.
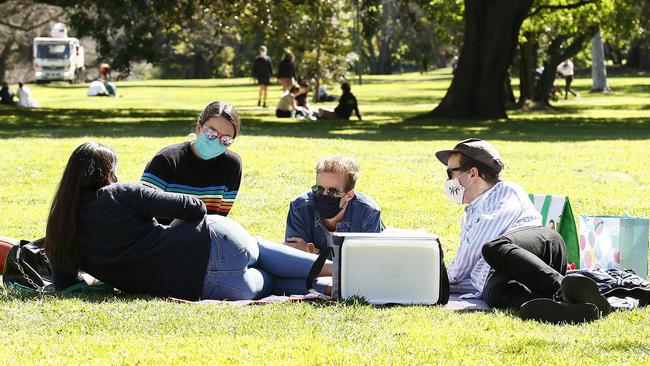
482, 237, 509, 262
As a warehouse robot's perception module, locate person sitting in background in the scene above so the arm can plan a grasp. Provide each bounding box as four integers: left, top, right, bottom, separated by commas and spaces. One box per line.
285, 156, 382, 255
87, 80, 110, 97
294, 80, 318, 121
276, 85, 300, 118
17, 82, 39, 108
0, 82, 16, 106
318, 82, 362, 121
318, 85, 338, 102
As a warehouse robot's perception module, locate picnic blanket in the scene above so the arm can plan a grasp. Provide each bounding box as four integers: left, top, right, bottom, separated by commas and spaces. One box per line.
167, 293, 492, 312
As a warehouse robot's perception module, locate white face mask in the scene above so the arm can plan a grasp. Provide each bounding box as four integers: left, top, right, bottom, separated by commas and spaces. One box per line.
444, 170, 472, 205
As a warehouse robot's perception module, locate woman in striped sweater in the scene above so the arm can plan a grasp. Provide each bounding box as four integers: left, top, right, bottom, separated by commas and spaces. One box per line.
141, 101, 242, 223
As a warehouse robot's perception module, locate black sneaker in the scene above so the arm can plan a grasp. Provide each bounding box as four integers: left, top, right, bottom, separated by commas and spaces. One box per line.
519, 298, 600, 324
561, 275, 612, 316
257, 100, 261, 107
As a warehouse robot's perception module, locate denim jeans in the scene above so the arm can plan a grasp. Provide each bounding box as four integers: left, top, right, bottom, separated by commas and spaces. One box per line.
202, 215, 330, 300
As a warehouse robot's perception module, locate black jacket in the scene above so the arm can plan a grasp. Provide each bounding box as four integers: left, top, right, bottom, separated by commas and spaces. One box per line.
277, 58, 296, 79
59, 183, 211, 300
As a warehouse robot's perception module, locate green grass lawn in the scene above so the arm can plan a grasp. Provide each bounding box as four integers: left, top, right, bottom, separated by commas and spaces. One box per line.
1, 70, 649, 364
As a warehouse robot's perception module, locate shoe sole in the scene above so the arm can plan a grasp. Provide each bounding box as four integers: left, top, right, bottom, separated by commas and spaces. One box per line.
562, 275, 612, 315
519, 298, 600, 324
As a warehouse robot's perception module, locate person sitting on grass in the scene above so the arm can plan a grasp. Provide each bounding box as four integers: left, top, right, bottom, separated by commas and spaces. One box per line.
318, 82, 361, 121
285, 156, 382, 255
17, 82, 39, 108
435, 138, 610, 324
87, 80, 111, 97
276, 84, 300, 118
0, 82, 16, 106
141, 101, 242, 223
294, 80, 318, 121
45, 142, 332, 301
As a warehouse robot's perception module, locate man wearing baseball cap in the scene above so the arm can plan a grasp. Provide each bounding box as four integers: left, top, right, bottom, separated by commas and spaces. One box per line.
436, 138, 609, 324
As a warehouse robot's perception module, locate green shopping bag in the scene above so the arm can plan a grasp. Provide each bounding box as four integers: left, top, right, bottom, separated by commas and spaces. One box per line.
528, 194, 579, 267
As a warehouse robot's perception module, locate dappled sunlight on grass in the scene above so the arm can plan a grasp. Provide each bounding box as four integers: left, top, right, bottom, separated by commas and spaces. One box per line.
1, 71, 649, 364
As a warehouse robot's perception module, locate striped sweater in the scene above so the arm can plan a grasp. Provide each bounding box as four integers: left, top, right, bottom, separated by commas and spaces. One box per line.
141, 142, 241, 218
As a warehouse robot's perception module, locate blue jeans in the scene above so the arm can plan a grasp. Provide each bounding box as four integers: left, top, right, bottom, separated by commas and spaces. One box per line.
202, 215, 330, 300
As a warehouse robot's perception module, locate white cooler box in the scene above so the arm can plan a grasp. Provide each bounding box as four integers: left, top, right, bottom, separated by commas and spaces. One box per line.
332, 231, 441, 305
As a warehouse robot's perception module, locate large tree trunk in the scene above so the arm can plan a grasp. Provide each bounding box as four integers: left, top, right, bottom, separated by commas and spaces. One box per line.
429, 0, 533, 119
518, 33, 537, 104
590, 29, 610, 92
0, 38, 15, 82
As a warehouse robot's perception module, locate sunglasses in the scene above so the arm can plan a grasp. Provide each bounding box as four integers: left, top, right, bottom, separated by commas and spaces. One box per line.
446, 166, 468, 180
311, 185, 345, 198
202, 126, 234, 146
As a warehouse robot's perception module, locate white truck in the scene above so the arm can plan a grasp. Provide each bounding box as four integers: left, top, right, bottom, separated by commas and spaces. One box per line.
33, 23, 85, 83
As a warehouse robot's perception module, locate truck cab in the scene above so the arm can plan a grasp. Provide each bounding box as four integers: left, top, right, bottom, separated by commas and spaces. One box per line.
33, 24, 85, 83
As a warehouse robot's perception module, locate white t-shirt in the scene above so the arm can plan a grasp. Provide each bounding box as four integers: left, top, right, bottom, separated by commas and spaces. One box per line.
87, 80, 108, 96
276, 91, 294, 111
556, 60, 574, 77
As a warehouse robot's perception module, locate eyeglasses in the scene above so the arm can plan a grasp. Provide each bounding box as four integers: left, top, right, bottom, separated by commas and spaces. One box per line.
202, 126, 234, 146
311, 185, 345, 198
446, 166, 468, 180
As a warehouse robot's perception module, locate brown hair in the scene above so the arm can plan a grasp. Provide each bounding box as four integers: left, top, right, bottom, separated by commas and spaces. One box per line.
197, 101, 241, 138
315, 156, 360, 191
284, 48, 295, 61
455, 152, 501, 185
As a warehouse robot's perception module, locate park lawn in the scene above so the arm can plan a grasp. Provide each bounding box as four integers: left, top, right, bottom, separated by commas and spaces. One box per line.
0, 70, 649, 364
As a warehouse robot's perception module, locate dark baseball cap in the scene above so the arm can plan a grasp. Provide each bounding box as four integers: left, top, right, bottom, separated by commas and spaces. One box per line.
435, 138, 504, 172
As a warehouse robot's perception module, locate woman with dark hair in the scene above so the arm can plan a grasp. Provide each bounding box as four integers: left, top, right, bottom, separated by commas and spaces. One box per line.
0, 82, 16, 106
318, 82, 362, 121
277, 49, 296, 92
45, 142, 332, 300
141, 101, 242, 222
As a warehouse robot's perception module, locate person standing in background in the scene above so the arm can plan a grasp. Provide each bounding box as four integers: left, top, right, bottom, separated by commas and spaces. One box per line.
277, 49, 297, 92
556, 59, 579, 100
252, 46, 273, 108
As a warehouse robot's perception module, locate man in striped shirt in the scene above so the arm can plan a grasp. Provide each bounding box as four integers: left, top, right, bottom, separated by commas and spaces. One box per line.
436, 139, 608, 323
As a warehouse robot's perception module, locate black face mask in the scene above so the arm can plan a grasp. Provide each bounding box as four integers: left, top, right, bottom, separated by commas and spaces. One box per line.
315, 194, 342, 219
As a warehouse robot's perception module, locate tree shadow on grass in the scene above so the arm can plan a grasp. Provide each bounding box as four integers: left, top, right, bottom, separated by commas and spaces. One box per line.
0, 288, 155, 303
1, 107, 649, 142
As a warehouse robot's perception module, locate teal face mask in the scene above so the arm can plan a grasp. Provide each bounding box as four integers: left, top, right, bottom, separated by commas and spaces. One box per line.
194, 131, 227, 160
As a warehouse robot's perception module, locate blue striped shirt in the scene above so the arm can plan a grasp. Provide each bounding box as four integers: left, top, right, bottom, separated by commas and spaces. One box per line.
448, 181, 542, 295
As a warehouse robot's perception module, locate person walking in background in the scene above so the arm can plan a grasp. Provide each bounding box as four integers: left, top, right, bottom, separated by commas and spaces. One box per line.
277, 49, 296, 92
556, 59, 579, 100
252, 45, 273, 108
